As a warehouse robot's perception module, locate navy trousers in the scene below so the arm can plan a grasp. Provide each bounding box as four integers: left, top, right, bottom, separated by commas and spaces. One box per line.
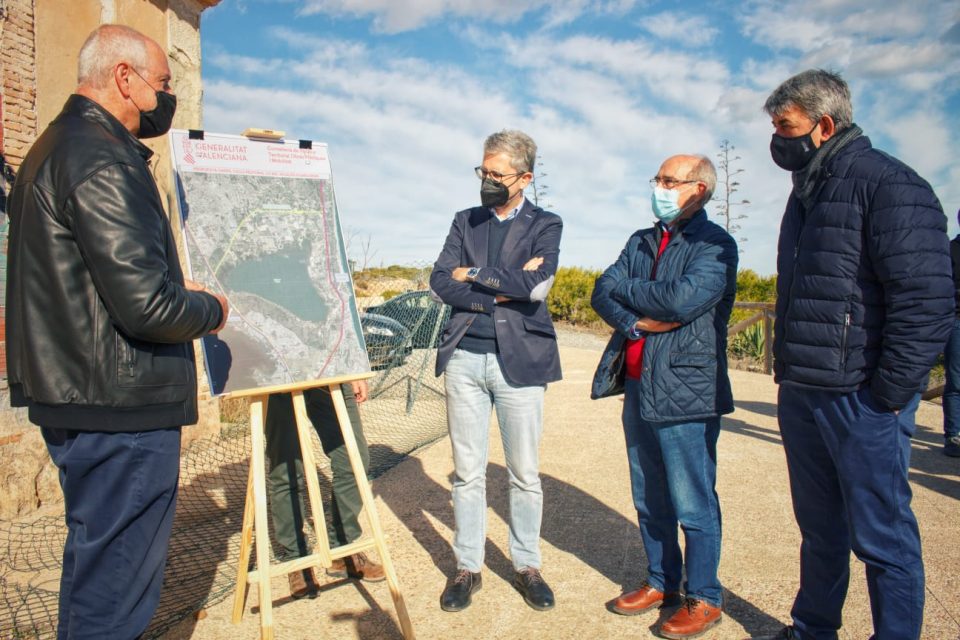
777, 386, 924, 640
42, 426, 182, 640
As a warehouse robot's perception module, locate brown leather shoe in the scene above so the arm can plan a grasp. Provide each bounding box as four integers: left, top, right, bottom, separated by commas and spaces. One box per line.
611, 582, 682, 615
659, 597, 722, 639
288, 568, 319, 599
327, 552, 386, 582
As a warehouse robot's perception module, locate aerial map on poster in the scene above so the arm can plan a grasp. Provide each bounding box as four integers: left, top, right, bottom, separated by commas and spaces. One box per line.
169, 130, 369, 396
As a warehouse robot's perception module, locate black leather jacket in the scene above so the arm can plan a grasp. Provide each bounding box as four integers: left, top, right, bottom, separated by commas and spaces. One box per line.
5, 95, 223, 431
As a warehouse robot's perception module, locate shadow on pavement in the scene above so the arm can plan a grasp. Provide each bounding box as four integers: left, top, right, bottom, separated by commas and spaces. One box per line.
906, 424, 960, 500
733, 400, 779, 419
722, 416, 784, 447
377, 442, 784, 635
731, 399, 960, 500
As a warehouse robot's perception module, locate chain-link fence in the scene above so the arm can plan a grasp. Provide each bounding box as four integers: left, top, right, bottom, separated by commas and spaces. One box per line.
0, 262, 450, 639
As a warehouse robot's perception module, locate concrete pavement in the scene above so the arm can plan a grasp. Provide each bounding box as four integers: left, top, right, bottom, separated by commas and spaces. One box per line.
163, 344, 960, 640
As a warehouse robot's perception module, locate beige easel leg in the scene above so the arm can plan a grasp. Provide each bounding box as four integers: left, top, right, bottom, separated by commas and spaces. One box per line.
290, 390, 332, 567
230, 395, 275, 638
330, 385, 416, 639
231, 464, 255, 623
249, 396, 275, 640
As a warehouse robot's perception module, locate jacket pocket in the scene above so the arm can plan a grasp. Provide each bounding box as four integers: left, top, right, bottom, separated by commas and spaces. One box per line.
522, 316, 557, 337
116, 333, 191, 388
669, 352, 714, 368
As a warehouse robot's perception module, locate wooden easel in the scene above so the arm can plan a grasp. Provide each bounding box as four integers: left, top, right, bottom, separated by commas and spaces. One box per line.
229, 373, 415, 639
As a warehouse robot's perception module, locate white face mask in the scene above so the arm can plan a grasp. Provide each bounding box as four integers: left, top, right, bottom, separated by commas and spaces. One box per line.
651, 186, 685, 223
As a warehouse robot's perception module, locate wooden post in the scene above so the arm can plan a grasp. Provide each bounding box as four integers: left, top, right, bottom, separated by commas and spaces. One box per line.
763, 308, 774, 376
230, 378, 415, 639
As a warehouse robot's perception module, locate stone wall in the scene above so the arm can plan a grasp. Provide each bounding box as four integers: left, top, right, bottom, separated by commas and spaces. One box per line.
0, 0, 223, 518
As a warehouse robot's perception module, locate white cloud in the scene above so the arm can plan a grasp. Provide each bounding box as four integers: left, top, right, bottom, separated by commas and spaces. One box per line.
637, 11, 720, 44
199, 1, 958, 274
207, 52, 286, 76
201, 24, 785, 273
738, 0, 960, 91
296, 0, 640, 33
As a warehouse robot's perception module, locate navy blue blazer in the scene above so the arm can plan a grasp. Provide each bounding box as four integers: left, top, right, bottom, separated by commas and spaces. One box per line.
430, 199, 563, 386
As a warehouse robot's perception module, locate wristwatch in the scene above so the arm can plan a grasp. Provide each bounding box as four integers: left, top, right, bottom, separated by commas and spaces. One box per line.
465, 267, 481, 281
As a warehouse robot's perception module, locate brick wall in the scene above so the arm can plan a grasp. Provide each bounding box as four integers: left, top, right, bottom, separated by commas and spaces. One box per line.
1, 0, 37, 170
0, 0, 38, 381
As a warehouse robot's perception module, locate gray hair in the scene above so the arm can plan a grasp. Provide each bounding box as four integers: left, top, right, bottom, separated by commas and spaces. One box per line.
764, 69, 853, 130
77, 24, 149, 89
483, 129, 537, 174
687, 155, 717, 204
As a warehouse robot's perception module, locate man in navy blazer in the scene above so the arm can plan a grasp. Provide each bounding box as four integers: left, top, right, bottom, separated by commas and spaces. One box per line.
430, 129, 562, 613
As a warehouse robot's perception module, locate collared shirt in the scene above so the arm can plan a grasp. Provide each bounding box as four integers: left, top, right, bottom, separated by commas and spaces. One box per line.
490, 196, 526, 223
625, 226, 672, 379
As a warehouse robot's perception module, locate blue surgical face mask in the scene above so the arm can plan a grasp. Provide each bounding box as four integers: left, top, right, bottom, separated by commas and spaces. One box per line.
651, 187, 685, 224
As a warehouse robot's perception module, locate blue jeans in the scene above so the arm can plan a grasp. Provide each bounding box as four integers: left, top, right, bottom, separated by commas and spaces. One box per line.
942, 317, 960, 441
444, 349, 545, 572
42, 426, 182, 640
622, 379, 723, 606
778, 385, 924, 640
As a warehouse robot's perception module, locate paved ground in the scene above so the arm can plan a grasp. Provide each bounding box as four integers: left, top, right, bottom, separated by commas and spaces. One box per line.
162, 343, 960, 640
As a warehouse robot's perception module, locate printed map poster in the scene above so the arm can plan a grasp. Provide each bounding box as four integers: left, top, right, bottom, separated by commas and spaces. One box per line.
169, 130, 369, 396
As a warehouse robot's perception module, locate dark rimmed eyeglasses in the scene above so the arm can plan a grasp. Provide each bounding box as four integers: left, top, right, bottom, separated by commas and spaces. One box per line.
649, 176, 698, 189
475, 166, 525, 182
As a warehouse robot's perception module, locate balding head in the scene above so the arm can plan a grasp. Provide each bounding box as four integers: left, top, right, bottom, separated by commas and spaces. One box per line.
661, 155, 716, 201
77, 25, 156, 90
74, 25, 174, 136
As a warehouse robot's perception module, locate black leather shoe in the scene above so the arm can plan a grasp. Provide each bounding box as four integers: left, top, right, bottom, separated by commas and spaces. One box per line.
440, 569, 481, 612
753, 626, 801, 640
512, 567, 555, 611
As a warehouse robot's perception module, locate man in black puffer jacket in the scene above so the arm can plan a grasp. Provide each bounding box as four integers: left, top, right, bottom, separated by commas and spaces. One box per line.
761, 69, 953, 640
6, 25, 227, 639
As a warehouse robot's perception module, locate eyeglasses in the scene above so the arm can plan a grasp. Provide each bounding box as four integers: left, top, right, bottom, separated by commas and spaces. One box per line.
475, 166, 525, 182
649, 176, 698, 189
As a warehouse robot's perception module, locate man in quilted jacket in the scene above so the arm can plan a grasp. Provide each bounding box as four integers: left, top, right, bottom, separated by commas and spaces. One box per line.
591, 154, 738, 639
762, 69, 954, 640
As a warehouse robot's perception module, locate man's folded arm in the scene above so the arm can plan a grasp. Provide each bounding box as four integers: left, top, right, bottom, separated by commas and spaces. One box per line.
470, 216, 562, 302
429, 214, 496, 313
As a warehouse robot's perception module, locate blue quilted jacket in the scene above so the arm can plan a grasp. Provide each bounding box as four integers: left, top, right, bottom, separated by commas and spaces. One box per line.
774, 135, 954, 410
591, 210, 738, 421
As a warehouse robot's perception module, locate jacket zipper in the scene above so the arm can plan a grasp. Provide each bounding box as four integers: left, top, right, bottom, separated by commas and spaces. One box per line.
119, 337, 136, 377
839, 312, 850, 369
780, 219, 805, 354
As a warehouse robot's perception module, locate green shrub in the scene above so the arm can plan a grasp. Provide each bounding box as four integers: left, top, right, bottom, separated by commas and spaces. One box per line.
729, 321, 765, 361
736, 269, 776, 302
381, 289, 402, 301
548, 266, 603, 327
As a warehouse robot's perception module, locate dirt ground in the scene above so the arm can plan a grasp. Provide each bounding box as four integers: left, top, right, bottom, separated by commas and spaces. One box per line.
158, 342, 960, 640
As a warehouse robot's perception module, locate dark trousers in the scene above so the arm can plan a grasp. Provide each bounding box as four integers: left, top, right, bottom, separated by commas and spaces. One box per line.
777, 385, 924, 640
42, 426, 181, 640
264, 385, 370, 558
941, 317, 960, 441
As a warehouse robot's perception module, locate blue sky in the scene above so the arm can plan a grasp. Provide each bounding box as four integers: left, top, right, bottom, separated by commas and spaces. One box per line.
199, 0, 960, 275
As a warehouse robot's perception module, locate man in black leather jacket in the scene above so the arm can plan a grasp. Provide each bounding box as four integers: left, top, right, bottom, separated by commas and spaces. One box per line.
5, 24, 227, 639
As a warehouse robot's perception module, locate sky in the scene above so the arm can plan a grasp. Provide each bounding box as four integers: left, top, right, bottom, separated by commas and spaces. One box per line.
199, 0, 960, 275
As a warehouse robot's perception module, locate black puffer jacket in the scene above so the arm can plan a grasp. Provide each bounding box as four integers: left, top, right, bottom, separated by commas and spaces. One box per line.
5, 95, 223, 431
774, 134, 953, 411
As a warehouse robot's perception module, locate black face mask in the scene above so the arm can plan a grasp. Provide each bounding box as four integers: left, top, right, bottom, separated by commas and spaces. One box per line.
137, 90, 177, 139
480, 178, 511, 208
770, 121, 820, 171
